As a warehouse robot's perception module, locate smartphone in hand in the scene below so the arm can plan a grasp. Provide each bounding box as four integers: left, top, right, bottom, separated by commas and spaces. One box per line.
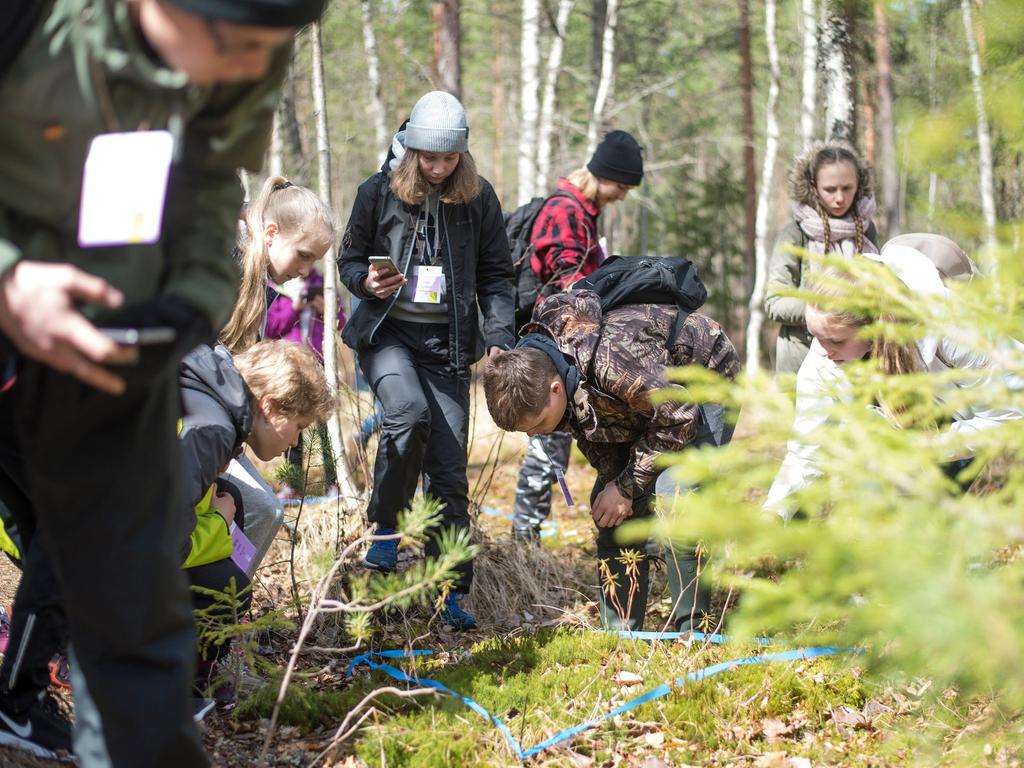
368, 255, 400, 277
100, 327, 176, 346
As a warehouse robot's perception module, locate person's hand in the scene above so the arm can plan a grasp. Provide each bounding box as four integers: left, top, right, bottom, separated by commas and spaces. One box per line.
363, 263, 405, 299
591, 480, 632, 528
310, 293, 325, 316
487, 346, 503, 360
0, 261, 136, 395
211, 490, 236, 527
293, 292, 309, 311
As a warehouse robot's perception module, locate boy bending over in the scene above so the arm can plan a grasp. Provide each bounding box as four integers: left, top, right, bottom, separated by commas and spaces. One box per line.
483, 290, 740, 631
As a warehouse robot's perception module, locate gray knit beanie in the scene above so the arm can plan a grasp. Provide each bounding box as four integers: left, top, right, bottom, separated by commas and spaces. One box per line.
404, 91, 469, 154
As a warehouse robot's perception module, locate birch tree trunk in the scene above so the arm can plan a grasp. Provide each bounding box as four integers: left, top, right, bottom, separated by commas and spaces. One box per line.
739, 0, 756, 301
431, 0, 461, 99
361, 0, 388, 163
800, 0, 818, 147
874, 0, 900, 236
590, 0, 606, 107
278, 57, 306, 185
586, 0, 619, 155
746, 0, 781, 371
821, 0, 856, 144
517, 0, 541, 205
961, 0, 998, 258
269, 112, 284, 178
310, 22, 358, 502
535, 0, 575, 193
492, 8, 507, 200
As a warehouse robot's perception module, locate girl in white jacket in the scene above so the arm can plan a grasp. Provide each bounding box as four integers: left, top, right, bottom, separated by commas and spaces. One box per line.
766, 233, 1022, 517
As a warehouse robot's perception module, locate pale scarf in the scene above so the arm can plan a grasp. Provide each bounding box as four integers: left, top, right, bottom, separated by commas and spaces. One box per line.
791, 196, 879, 257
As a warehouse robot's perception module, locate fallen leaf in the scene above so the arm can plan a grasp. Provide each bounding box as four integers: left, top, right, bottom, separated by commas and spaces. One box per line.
831, 705, 871, 730
614, 670, 643, 686
761, 718, 792, 740
644, 731, 665, 748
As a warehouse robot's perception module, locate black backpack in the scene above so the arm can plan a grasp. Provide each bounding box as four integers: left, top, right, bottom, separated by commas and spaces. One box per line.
504, 191, 575, 331
571, 255, 708, 346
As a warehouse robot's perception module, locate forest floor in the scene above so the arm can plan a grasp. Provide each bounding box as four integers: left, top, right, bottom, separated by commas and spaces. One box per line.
0, 385, 1013, 767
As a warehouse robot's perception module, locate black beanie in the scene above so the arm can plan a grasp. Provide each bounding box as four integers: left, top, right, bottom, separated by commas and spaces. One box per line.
166, 0, 327, 27
587, 130, 644, 186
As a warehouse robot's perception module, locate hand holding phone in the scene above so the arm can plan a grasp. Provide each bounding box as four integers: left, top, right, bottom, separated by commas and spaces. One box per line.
365, 256, 405, 300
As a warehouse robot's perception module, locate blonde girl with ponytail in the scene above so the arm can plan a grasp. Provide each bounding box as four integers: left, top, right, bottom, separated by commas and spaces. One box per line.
220, 176, 336, 353
764, 141, 880, 375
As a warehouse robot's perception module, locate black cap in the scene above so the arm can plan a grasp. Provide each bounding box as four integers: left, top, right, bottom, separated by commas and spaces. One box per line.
587, 130, 644, 186
167, 0, 327, 27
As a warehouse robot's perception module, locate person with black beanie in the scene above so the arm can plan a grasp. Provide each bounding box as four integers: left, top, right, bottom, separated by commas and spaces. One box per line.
510, 130, 644, 543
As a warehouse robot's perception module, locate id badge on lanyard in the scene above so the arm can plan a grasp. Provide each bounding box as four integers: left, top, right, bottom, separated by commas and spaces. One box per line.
78, 130, 174, 247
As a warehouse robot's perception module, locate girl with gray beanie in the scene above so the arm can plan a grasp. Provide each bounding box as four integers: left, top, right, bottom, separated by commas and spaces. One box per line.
339, 91, 514, 630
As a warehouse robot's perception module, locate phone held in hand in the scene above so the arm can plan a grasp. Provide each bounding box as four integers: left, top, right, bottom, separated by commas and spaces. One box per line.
368, 255, 400, 276
100, 327, 177, 346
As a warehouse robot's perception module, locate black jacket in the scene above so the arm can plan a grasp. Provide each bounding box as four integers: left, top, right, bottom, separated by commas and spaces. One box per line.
338, 166, 515, 373
178, 345, 252, 552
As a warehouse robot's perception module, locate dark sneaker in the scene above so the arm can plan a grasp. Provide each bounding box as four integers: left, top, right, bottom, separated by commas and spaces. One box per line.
439, 593, 477, 631
362, 527, 398, 571
191, 697, 215, 722
0, 692, 73, 759
48, 654, 71, 690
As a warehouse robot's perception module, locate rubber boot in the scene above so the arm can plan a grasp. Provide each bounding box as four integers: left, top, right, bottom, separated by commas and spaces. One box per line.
596, 547, 650, 630
666, 546, 711, 633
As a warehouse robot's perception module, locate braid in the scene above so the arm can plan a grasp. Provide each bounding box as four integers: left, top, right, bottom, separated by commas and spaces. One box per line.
854, 213, 864, 254
817, 203, 832, 253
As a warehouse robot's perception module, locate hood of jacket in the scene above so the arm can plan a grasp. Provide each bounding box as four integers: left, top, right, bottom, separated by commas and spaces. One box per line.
179, 344, 252, 454
381, 119, 410, 174
788, 140, 873, 208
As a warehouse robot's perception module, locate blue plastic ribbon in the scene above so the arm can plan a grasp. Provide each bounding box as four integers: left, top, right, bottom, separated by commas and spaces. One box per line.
611, 628, 773, 646
345, 642, 855, 761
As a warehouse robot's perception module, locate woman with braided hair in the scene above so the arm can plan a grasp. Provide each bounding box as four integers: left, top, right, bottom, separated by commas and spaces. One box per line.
764, 141, 879, 374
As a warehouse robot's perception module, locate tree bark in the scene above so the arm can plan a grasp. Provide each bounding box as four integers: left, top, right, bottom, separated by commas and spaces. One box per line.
361, 0, 389, 162
746, 0, 781, 371
535, 0, 575, 193
586, 0, 619, 155
821, 0, 856, 144
269, 110, 284, 178
800, 0, 818, 147
873, 0, 899, 236
278, 55, 307, 186
310, 21, 358, 502
431, 0, 461, 99
492, 8, 507, 200
739, 0, 756, 302
961, 0, 998, 259
518, 0, 541, 204
590, 0, 607, 107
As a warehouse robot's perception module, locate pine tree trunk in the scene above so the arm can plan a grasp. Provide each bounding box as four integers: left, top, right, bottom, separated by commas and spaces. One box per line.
361, 0, 389, 162
821, 0, 856, 144
800, 0, 818, 147
431, 0, 461, 99
961, 0, 998, 258
874, 0, 900, 237
739, 0, 756, 303
518, 0, 541, 205
746, 0, 781, 371
586, 0, 619, 155
310, 22, 358, 502
535, 0, 575, 193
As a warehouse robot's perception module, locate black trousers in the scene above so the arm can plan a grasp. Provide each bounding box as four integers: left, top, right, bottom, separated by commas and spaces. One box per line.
359, 319, 473, 593
0, 359, 207, 767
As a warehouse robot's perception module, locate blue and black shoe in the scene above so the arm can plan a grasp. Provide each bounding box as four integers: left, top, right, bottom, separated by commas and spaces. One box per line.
439, 593, 477, 630
362, 527, 398, 571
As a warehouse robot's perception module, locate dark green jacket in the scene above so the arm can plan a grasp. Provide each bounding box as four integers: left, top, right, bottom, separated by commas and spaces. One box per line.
0, 0, 290, 329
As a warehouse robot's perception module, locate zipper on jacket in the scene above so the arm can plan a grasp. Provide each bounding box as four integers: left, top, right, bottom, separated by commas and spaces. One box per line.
367, 196, 418, 346
441, 204, 461, 373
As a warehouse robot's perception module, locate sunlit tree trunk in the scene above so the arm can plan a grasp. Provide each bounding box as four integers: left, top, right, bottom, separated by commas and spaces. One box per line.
874, 0, 899, 236
739, 0, 756, 303
746, 0, 781, 371
586, 0, 619, 155
535, 0, 575, 193
361, 0, 388, 162
431, 0, 461, 99
492, 7, 507, 200
269, 110, 284, 178
821, 0, 856, 144
310, 21, 358, 502
800, 0, 818, 147
961, 0, 998, 259
517, 0, 540, 204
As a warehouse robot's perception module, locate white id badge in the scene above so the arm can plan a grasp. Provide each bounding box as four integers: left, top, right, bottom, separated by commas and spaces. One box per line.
78, 130, 174, 247
412, 265, 444, 304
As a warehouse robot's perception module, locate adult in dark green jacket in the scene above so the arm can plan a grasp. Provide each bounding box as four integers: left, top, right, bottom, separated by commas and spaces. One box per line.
0, 1, 324, 766
763, 141, 879, 374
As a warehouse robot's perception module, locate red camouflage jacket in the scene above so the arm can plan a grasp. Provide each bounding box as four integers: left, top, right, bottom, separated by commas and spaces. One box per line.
523, 291, 741, 499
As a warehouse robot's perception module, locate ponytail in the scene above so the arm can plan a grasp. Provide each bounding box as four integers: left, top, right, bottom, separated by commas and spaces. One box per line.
219, 176, 336, 353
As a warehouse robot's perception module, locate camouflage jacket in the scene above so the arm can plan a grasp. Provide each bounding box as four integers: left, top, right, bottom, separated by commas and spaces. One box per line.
523, 290, 740, 499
